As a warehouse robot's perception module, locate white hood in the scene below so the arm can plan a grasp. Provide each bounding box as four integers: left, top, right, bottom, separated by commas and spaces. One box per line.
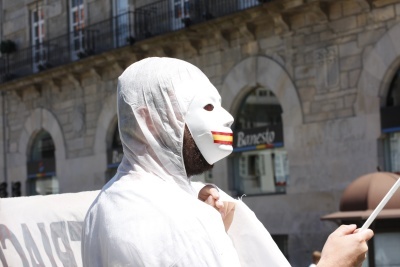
116, 57, 209, 194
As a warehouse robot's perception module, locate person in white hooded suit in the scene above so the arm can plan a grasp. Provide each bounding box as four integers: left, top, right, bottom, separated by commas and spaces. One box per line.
82, 57, 373, 267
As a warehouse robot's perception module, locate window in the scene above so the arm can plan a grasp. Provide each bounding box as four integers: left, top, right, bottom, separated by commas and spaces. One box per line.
27, 130, 58, 196
230, 87, 288, 195
173, 0, 190, 19
271, 235, 289, 260
31, 3, 46, 72
383, 132, 400, 173
106, 124, 123, 182
113, 0, 130, 47
381, 68, 400, 174
386, 69, 400, 107
171, 0, 190, 30
69, 0, 85, 60
239, 0, 260, 9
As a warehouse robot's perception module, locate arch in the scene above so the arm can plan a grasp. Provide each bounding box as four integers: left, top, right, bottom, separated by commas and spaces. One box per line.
19, 108, 66, 161
94, 93, 117, 155
14, 108, 65, 195
221, 56, 302, 148
221, 56, 302, 126
356, 22, 400, 113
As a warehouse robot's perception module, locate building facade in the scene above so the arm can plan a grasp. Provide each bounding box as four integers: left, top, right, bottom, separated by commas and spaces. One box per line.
1, 0, 400, 266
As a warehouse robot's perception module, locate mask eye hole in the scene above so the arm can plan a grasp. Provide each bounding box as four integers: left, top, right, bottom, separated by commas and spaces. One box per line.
204, 104, 214, 111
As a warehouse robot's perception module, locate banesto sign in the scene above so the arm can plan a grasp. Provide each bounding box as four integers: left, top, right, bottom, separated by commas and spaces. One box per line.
234, 125, 283, 148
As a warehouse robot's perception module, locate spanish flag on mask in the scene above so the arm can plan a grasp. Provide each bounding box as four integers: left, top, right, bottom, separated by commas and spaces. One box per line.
211, 131, 233, 145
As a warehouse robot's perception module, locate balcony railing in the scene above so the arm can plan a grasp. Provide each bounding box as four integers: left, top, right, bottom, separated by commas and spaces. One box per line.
0, 0, 268, 84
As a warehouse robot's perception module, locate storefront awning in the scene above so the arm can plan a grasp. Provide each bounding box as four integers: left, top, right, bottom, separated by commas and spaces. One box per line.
321, 209, 400, 221
322, 172, 400, 222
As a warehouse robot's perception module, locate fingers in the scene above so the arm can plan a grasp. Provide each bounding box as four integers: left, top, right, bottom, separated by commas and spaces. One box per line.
218, 201, 228, 218
215, 199, 224, 209
199, 185, 228, 219
319, 225, 372, 267
352, 228, 374, 242
333, 224, 357, 236
222, 202, 235, 231
198, 185, 220, 201
205, 195, 225, 210
205, 195, 215, 206
357, 229, 374, 241
202, 199, 236, 231
208, 188, 220, 200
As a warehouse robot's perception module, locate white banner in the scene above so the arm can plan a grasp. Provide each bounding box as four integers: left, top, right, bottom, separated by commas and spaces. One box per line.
0, 190, 99, 267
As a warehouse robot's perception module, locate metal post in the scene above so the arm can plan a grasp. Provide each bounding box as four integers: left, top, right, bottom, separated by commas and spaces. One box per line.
1, 91, 8, 185
0, 0, 3, 40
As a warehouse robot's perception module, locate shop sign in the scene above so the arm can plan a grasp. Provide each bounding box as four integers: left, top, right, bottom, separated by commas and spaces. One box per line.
233, 125, 283, 151
27, 159, 56, 178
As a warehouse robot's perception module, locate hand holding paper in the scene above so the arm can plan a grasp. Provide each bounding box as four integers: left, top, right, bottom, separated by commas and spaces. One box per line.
318, 225, 373, 267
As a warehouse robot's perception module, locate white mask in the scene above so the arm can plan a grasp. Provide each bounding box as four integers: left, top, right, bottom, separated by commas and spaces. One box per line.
183, 80, 234, 164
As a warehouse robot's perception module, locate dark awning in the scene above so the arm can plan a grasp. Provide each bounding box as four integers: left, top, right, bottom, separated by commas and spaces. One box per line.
322, 172, 400, 222
321, 209, 400, 221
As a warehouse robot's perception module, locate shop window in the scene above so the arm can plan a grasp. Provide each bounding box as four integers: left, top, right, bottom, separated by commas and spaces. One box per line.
27, 130, 59, 196
381, 68, 400, 174
230, 87, 288, 195
106, 124, 123, 182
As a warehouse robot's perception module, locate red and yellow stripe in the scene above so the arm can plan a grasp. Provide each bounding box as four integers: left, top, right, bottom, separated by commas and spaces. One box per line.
211, 131, 233, 145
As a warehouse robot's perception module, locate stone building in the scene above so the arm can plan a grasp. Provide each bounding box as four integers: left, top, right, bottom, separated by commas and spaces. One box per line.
1, 0, 400, 266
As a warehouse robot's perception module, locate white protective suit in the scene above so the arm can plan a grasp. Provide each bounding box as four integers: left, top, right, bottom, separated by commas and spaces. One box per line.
82, 57, 291, 267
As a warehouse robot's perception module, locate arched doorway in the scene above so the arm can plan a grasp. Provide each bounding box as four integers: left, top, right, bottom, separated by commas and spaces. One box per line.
220, 56, 302, 195
230, 87, 289, 196
26, 130, 59, 195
